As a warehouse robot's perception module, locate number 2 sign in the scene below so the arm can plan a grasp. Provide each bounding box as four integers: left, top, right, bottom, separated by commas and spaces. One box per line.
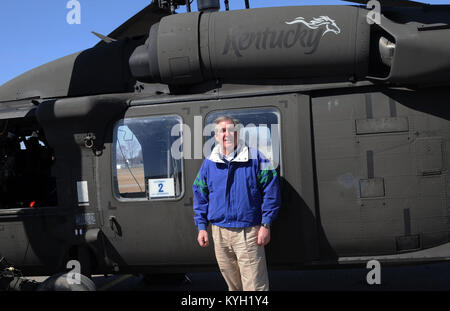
148, 178, 175, 198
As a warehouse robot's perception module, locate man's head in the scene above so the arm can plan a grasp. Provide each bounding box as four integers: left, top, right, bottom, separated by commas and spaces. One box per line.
213, 116, 240, 156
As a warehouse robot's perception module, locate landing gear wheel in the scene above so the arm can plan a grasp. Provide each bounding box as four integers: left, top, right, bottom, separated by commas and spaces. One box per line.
37, 272, 96, 291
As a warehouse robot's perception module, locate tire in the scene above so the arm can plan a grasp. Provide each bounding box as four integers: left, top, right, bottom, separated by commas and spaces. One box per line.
37, 272, 96, 291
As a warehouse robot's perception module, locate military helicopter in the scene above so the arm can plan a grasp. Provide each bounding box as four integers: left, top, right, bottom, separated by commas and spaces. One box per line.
1, 0, 450, 290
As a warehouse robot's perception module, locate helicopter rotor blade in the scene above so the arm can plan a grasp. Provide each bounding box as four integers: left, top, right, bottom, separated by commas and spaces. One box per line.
95, 3, 170, 47
91, 32, 117, 44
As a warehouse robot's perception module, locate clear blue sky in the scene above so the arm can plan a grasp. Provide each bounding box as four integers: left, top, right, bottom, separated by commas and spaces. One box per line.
0, 0, 449, 86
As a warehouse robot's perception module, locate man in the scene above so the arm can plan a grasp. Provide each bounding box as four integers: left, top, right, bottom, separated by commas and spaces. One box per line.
193, 116, 281, 291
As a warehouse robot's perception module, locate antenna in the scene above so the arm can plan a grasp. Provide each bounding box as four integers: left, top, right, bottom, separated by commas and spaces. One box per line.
223, 0, 250, 11
186, 0, 191, 12
157, 0, 188, 13
197, 0, 220, 12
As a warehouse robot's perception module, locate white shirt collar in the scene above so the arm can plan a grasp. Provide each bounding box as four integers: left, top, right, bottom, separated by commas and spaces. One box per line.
220, 144, 240, 161
209, 142, 249, 163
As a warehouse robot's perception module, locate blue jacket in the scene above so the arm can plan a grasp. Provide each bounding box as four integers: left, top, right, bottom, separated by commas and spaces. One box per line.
193, 144, 281, 231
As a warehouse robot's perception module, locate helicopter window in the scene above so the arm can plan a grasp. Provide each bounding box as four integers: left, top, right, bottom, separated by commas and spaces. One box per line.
205, 107, 282, 171
113, 115, 183, 200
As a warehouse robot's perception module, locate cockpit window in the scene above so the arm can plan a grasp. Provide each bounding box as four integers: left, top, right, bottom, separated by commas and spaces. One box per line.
113, 115, 183, 200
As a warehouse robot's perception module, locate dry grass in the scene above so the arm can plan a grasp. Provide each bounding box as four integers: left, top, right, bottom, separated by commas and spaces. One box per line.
117, 167, 145, 193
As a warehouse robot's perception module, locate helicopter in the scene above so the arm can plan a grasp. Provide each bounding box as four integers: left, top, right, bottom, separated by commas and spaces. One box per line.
1, 0, 450, 290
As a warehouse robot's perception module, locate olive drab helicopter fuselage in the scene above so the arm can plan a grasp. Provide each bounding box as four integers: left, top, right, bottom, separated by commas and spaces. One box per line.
1, 0, 450, 286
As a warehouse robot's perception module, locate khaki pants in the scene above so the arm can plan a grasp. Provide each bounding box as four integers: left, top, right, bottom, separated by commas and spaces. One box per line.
211, 225, 269, 291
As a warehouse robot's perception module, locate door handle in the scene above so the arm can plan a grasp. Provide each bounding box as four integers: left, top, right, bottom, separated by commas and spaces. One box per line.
109, 216, 122, 237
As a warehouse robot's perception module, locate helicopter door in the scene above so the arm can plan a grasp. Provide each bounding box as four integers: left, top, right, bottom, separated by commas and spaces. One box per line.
97, 102, 207, 269
0, 113, 60, 270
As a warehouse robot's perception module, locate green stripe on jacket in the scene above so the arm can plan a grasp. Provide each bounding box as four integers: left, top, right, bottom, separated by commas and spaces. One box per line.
194, 172, 208, 195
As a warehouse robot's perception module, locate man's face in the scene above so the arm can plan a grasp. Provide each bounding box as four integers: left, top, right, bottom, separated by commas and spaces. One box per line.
215, 119, 239, 153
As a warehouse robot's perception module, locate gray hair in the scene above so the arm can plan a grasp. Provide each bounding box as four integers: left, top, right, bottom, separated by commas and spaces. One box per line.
213, 116, 241, 133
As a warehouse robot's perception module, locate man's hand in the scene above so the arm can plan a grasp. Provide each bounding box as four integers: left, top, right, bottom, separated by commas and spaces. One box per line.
257, 226, 271, 246
197, 230, 209, 247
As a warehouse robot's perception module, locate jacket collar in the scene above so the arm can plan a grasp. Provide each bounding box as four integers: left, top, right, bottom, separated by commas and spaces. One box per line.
208, 142, 249, 163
